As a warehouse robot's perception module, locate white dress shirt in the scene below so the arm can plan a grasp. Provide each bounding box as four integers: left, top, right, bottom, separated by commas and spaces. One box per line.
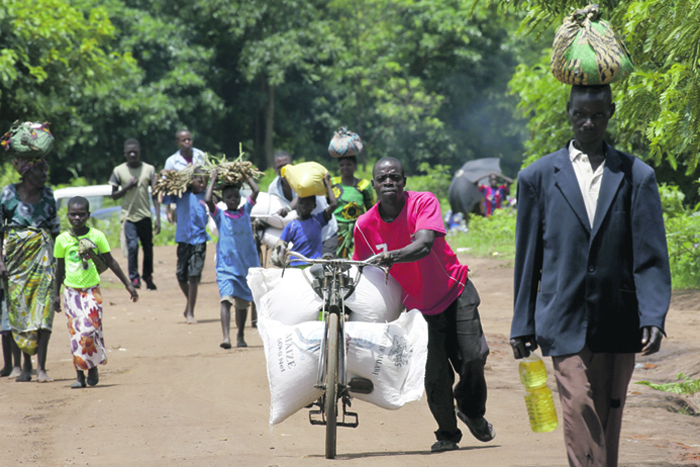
569, 141, 606, 228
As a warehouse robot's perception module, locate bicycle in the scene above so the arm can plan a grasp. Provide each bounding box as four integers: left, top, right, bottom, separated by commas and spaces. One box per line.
283, 251, 388, 459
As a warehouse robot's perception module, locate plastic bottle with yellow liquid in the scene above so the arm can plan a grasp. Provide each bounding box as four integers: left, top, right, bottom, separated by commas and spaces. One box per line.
518, 352, 559, 433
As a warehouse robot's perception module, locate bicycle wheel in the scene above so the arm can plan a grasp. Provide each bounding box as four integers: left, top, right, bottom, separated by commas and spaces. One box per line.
325, 312, 339, 459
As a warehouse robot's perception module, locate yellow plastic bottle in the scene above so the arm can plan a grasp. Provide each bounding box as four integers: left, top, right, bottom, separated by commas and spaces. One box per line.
518, 352, 559, 433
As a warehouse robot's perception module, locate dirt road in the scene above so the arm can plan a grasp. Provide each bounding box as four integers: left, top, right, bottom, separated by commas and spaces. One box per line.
1, 245, 698, 467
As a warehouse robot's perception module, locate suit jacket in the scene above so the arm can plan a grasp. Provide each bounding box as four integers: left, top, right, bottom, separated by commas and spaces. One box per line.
511, 142, 671, 357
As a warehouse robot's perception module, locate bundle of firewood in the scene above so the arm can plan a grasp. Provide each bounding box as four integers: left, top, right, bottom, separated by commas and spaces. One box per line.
153, 144, 263, 198
153, 165, 196, 198
205, 151, 264, 189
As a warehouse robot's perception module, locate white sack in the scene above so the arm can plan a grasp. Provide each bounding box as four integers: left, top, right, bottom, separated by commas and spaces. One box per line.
260, 227, 284, 249
345, 266, 404, 323
247, 266, 404, 326
345, 309, 428, 409
258, 310, 428, 425
248, 267, 322, 324
258, 318, 324, 425
251, 192, 298, 230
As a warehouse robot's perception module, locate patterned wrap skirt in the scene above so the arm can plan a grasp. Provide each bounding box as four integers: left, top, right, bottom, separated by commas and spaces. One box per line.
63, 285, 107, 371
4, 227, 55, 354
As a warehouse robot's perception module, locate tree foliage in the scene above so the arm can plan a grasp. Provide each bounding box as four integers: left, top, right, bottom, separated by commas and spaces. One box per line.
1, 0, 544, 184
485, 0, 700, 173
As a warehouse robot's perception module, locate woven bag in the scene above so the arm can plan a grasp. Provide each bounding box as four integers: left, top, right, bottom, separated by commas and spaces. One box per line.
328, 127, 363, 158
551, 4, 634, 85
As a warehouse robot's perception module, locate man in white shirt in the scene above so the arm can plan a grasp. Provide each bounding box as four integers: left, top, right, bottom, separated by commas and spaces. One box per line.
164, 129, 206, 172
163, 129, 206, 223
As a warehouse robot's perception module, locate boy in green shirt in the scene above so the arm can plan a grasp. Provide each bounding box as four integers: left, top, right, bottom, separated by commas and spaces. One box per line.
54, 196, 138, 388
109, 138, 160, 290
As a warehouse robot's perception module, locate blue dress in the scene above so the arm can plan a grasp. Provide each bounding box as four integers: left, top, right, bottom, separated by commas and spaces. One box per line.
211, 199, 260, 301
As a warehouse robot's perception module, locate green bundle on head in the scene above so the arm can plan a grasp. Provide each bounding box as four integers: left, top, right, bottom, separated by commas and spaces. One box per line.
551, 4, 634, 85
0, 121, 54, 160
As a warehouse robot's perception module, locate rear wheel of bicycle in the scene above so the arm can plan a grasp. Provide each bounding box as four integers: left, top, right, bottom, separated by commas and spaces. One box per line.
325, 312, 339, 459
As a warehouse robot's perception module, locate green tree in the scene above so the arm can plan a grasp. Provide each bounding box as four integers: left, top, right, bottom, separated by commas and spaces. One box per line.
0, 0, 134, 178
484, 0, 700, 173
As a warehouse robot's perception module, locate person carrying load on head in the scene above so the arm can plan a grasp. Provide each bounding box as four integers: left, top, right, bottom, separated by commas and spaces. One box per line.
0, 122, 59, 383
328, 127, 374, 258
512, 8, 668, 466
271, 151, 339, 258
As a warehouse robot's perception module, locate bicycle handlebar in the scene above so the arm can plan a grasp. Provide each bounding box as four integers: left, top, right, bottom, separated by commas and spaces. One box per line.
285, 251, 390, 283
286, 251, 383, 267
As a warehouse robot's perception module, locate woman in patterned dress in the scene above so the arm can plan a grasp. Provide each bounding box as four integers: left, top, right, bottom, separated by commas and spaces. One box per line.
331, 156, 375, 258
0, 158, 60, 382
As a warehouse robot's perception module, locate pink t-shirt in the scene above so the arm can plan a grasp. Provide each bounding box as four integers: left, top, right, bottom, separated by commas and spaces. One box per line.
353, 191, 469, 315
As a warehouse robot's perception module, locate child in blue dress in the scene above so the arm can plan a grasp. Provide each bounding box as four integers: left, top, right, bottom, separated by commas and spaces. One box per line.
205, 169, 260, 348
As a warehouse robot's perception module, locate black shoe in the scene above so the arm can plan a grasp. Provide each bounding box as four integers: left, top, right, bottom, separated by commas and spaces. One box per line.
87, 367, 99, 386
144, 277, 157, 290
430, 440, 459, 452
456, 408, 495, 442
131, 278, 141, 289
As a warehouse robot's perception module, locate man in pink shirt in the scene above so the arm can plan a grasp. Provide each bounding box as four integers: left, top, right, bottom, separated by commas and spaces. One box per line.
353, 157, 494, 453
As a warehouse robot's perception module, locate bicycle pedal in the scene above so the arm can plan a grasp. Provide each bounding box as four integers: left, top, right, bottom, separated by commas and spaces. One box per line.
348, 377, 373, 394
308, 408, 326, 426
337, 410, 359, 428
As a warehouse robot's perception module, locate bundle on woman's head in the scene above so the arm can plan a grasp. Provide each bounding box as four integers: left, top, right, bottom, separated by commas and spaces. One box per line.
328, 127, 363, 158
550, 3, 634, 86
1, 121, 54, 160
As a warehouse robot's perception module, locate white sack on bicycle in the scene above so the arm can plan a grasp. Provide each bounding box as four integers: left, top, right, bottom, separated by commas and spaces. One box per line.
346, 309, 428, 410
345, 266, 404, 323
250, 191, 298, 230
248, 267, 322, 324
257, 318, 324, 425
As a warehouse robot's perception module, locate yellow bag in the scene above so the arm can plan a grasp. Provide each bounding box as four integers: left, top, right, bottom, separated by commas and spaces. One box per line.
281, 162, 328, 198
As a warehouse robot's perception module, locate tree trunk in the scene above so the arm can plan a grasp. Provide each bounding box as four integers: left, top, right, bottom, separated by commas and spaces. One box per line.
254, 75, 264, 169
264, 81, 275, 168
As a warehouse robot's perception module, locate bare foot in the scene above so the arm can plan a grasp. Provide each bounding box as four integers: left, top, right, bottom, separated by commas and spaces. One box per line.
186, 314, 197, 324
16, 369, 31, 382
220, 339, 231, 350
237, 336, 247, 348
37, 370, 54, 383
0, 366, 12, 377
8, 367, 21, 378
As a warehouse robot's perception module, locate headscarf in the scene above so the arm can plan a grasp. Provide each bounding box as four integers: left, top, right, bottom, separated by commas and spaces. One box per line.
11, 158, 47, 178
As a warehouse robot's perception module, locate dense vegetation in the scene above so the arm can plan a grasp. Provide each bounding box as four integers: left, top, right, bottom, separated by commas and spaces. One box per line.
1, 0, 698, 288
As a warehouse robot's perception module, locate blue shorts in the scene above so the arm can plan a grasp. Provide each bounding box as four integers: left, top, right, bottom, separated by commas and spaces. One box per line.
216, 271, 253, 304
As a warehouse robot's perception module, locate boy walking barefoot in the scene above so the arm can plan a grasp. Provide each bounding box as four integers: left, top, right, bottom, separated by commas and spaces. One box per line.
205, 169, 260, 348
163, 171, 209, 324
53, 196, 138, 388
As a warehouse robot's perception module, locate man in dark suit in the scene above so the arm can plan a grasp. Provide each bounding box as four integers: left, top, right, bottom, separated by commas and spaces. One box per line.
511, 84, 671, 467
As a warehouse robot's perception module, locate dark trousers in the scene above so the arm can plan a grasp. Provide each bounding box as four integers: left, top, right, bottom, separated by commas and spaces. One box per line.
422, 280, 490, 443
124, 217, 153, 281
